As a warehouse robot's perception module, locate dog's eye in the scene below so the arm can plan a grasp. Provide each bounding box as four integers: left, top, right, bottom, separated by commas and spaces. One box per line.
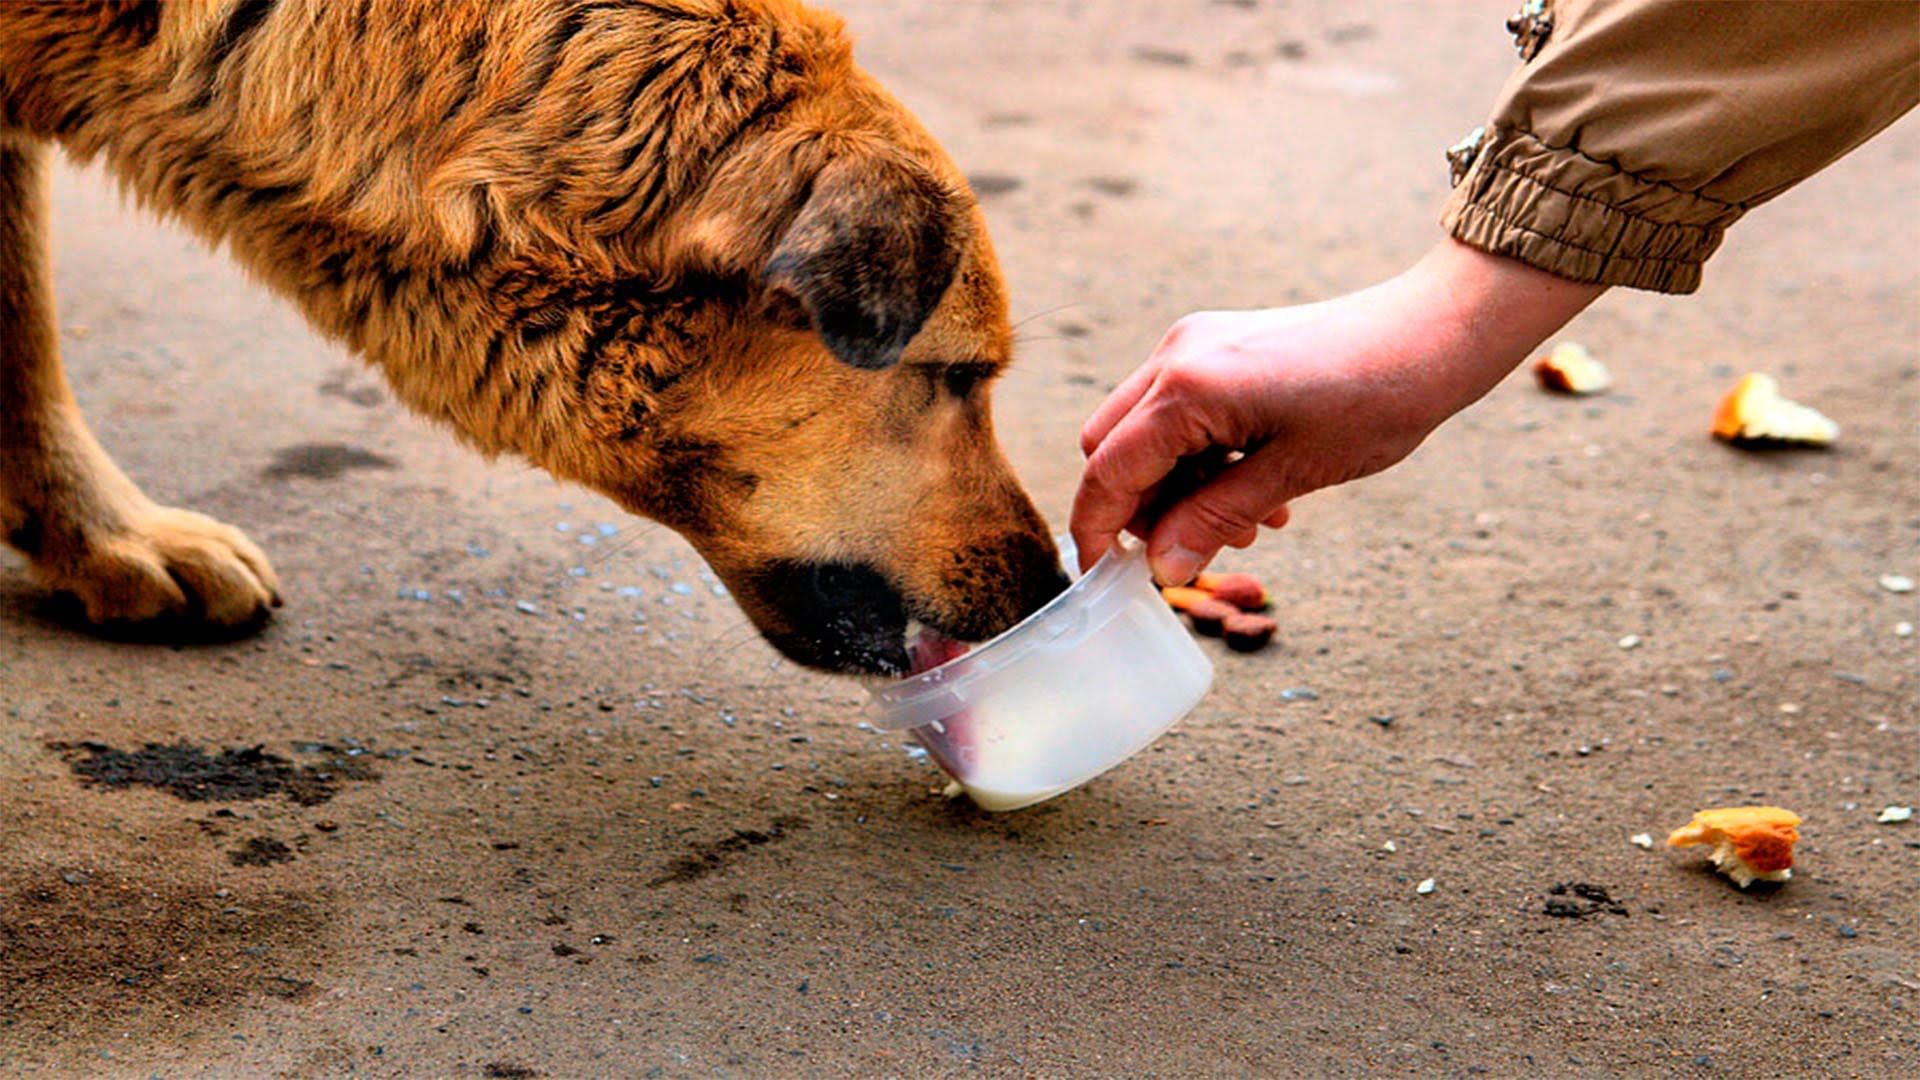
940, 362, 997, 399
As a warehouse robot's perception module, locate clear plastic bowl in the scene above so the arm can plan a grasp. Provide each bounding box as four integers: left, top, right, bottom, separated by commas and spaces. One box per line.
868, 538, 1213, 811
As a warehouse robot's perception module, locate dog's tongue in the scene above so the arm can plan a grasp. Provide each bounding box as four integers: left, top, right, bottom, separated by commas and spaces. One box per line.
907, 630, 970, 676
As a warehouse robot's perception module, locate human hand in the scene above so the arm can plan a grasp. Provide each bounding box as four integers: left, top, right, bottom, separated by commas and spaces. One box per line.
1071, 239, 1605, 584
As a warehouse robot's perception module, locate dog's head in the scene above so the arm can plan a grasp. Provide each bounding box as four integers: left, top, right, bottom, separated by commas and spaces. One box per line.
546, 96, 1064, 675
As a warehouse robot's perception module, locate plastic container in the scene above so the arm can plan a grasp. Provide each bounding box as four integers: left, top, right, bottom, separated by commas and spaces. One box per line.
869, 538, 1213, 811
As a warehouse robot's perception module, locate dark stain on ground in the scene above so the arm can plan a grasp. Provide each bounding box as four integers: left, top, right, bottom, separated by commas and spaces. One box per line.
262, 441, 397, 481
1083, 176, 1139, 198
483, 1063, 544, 1079
229, 837, 295, 867
648, 816, 808, 887
319, 368, 386, 407
1543, 882, 1630, 919
54, 741, 377, 806
0, 866, 325, 1057
1130, 45, 1194, 66
967, 173, 1024, 198
257, 975, 319, 1002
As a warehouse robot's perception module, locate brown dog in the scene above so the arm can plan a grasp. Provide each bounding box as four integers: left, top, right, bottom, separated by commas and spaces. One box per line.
0, 0, 1066, 674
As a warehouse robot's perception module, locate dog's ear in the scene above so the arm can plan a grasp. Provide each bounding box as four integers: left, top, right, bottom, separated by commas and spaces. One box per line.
764, 154, 964, 371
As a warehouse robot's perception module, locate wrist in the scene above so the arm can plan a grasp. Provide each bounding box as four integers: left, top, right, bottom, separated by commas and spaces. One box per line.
1409, 237, 1606, 415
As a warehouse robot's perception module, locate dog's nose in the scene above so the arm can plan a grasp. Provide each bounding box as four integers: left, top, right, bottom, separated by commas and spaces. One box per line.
746, 560, 912, 675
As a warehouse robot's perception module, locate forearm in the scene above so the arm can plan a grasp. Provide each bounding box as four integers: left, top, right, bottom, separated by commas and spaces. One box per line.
1396, 237, 1606, 428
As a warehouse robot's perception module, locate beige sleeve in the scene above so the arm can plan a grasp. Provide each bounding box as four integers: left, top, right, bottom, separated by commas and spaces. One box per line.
1441, 0, 1919, 293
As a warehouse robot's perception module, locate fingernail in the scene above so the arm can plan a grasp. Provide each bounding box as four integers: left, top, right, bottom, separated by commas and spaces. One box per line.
1152, 546, 1204, 588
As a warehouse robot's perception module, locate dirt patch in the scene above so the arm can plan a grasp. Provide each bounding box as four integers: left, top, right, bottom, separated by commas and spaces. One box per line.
54, 741, 376, 806
1542, 882, 1630, 919
318, 368, 386, 407
967, 173, 1024, 198
648, 817, 808, 887
0, 866, 325, 1059
262, 441, 396, 481
229, 837, 296, 867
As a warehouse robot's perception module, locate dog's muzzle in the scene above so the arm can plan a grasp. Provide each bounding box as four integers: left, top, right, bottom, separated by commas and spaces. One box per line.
747, 560, 914, 675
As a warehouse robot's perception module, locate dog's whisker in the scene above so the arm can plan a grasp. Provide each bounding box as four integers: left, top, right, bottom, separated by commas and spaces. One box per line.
582, 523, 659, 570
526, 521, 661, 591
708, 615, 767, 663
1011, 301, 1086, 331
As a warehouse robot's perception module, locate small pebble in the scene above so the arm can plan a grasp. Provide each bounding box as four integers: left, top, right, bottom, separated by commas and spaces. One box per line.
1617, 634, 1641, 650
1369, 715, 1395, 729
1896, 622, 1914, 638
1879, 574, 1915, 594
1629, 833, 1654, 850
1381, 840, 1397, 853
1415, 878, 1436, 895
1878, 806, 1914, 824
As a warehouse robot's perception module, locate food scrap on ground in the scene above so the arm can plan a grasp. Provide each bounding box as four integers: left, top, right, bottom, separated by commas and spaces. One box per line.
1710, 373, 1838, 447
1184, 598, 1237, 638
1667, 805, 1802, 888
1160, 586, 1214, 613
1194, 572, 1271, 612
1223, 613, 1277, 652
1163, 570, 1276, 651
1629, 833, 1654, 849
1877, 805, 1914, 825
1532, 341, 1612, 395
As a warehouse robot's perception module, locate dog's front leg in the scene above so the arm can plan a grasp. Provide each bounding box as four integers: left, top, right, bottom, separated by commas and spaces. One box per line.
0, 135, 279, 629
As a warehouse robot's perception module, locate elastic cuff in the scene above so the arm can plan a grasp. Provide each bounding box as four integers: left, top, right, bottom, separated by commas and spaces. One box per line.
1440, 126, 1746, 295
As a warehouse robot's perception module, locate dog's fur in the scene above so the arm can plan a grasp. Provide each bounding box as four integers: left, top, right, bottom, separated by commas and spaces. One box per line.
0, 0, 1064, 673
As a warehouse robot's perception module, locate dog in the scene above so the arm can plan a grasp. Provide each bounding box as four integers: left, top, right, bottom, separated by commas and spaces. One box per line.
0, 0, 1067, 675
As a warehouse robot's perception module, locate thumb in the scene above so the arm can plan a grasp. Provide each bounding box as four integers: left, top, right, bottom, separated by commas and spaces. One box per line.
1145, 441, 1300, 585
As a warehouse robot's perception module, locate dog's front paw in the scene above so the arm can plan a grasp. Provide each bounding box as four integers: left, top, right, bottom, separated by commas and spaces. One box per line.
34, 506, 281, 629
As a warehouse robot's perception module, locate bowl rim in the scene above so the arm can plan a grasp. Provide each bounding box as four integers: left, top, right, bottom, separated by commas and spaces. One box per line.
867, 536, 1145, 722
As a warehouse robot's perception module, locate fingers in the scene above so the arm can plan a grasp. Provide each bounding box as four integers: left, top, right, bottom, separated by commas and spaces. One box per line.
1145, 441, 1299, 585
1079, 354, 1164, 457
1069, 400, 1211, 573
1080, 317, 1205, 457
